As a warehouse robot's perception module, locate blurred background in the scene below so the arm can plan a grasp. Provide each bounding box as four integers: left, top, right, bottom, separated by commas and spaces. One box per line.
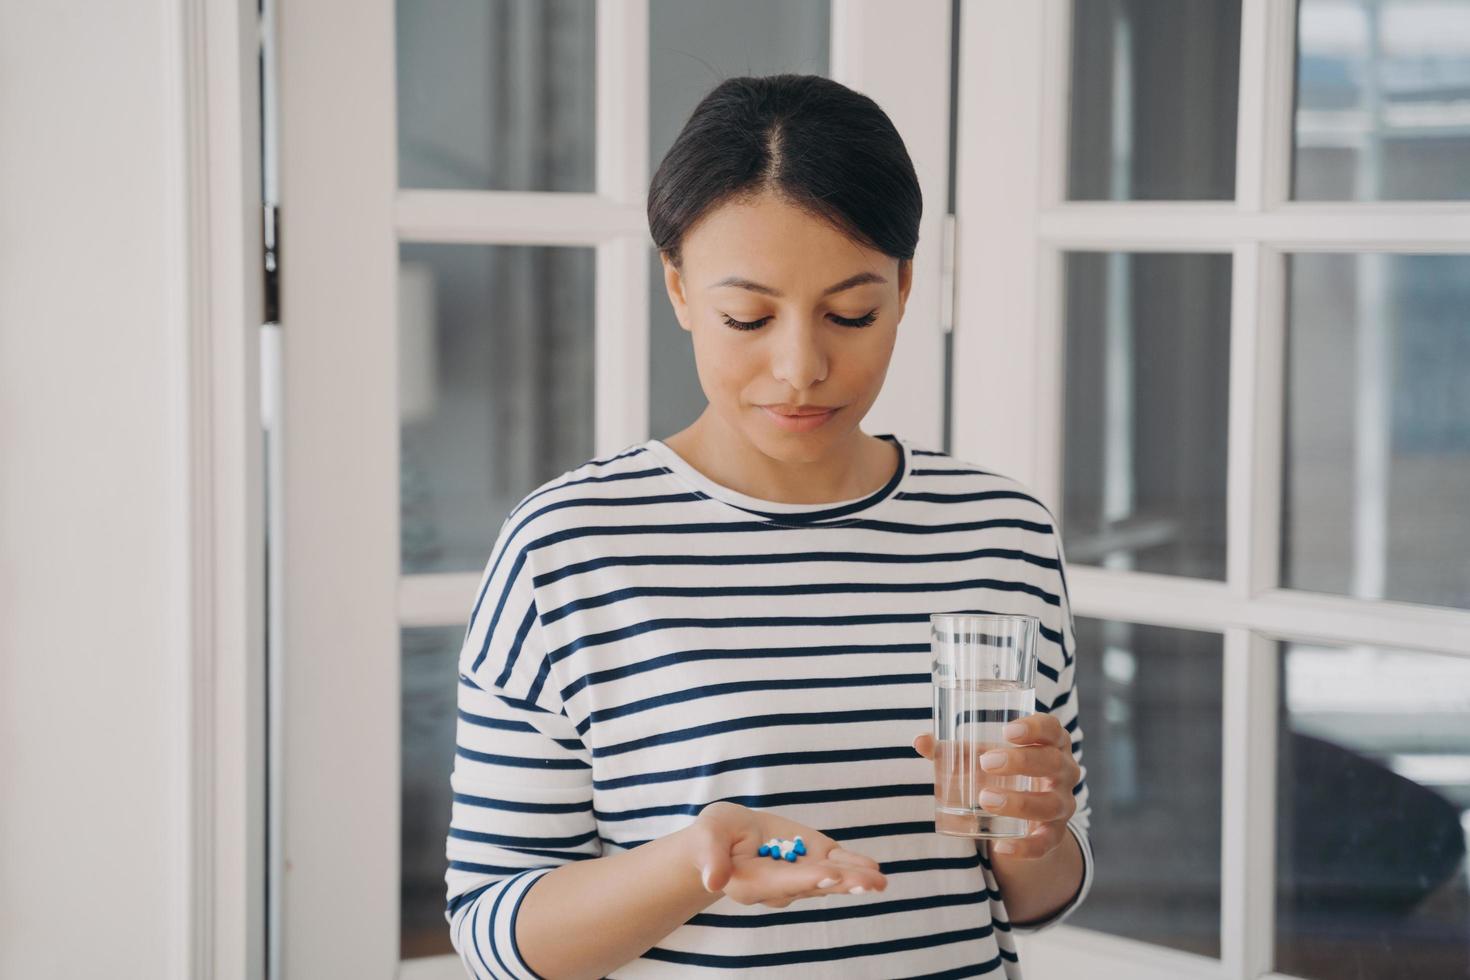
3, 2, 1468, 979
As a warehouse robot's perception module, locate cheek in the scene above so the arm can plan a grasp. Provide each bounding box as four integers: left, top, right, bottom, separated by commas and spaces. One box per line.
691, 328, 754, 395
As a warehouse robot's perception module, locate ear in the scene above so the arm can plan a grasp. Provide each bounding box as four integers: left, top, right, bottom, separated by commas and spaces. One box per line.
661, 253, 692, 333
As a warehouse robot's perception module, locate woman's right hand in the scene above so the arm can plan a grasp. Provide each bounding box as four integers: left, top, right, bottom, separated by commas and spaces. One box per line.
683, 801, 888, 908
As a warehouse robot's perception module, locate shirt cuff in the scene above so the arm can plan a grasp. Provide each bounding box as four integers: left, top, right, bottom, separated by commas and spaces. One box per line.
1008, 817, 1094, 935
463, 866, 556, 979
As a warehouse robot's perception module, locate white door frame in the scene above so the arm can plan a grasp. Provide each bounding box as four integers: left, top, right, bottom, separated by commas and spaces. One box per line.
953, 2, 1470, 979
175, 0, 268, 978
176, 0, 270, 976
275, 2, 954, 976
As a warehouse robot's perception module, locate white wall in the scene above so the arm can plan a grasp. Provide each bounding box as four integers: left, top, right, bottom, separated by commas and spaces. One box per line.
0, 3, 192, 977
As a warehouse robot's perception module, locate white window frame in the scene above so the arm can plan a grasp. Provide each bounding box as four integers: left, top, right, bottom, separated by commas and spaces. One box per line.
276, 2, 956, 976
953, 2, 1470, 979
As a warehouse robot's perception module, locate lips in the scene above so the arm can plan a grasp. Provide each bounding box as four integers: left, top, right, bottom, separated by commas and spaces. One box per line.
764, 405, 838, 416
760, 405, 840, 432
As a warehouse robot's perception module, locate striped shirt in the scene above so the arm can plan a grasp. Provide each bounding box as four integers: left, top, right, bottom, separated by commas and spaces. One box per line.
445, 433, 1094, 979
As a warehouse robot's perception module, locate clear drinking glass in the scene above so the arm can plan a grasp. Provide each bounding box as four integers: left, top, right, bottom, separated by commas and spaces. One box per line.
931, 612, 1040, 838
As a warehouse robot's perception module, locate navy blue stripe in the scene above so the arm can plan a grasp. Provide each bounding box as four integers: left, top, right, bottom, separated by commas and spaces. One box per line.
643, 924, 995, 969
449, 826, 598, 849
909, 954, 1006, 979
689, 887, 991, 928
532, 545, 1059, 589
523, 519, 1054, 570
467, 549, 538, 678
829, 820, 938, 841
593, 744, 918, 791
911, 448, 949, 457
484, 879, 513, 978
594, 706, 929, 758
593, 782, 935, 823
449, 859, 531, 877
509, 871, 550, 980
491, 602, 539, 688
548, 610, 1064, 668
561, 642, 927, 701
896, 489, 1044, 509
453, 791, 592, 815
456, 746, 590, 770
580, 673, 928, 731
541, 577, 1060, 627
606, 819, 945, 851
446, 881, 491, 916
911, 467, 996, 477
881, 852, 982, 875
457, 708, 536, 733
505, 464, 670, 523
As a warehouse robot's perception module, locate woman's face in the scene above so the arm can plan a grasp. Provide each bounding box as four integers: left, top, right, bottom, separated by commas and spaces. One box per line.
660, 189, 913, 464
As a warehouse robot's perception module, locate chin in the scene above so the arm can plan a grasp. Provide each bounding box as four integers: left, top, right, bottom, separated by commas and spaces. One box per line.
744, 413, 847, 462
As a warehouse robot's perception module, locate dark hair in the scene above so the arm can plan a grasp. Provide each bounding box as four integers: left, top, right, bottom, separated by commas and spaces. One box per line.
647, 74, 922, 269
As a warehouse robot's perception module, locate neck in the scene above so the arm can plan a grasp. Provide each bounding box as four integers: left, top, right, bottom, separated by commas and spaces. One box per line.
665, 408, 895, 505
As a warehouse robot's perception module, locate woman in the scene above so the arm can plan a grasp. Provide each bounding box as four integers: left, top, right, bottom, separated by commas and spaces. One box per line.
445, 73, 1092, 979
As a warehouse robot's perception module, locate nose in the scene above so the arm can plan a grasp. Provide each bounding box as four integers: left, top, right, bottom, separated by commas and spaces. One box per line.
768, 319, 830, 390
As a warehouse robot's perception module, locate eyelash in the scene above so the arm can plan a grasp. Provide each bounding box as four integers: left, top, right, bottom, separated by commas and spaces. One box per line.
720, 310, 879, 332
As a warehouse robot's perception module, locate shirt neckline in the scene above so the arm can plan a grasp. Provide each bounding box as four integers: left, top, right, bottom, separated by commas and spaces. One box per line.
643, 433, 910, 526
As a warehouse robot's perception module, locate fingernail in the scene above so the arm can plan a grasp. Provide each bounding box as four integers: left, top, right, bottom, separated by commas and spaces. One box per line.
849, 886, 866, 894
979, 789, 1005, 809
1004, 722, 1026, 740
980, 751, 1005, 771
817, 878, 838, 888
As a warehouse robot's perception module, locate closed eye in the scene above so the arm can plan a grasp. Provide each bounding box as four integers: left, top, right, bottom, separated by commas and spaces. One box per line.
721, 310, 879, 332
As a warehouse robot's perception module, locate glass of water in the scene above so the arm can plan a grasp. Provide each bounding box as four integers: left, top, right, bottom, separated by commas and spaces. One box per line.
930, 612, 1040, 838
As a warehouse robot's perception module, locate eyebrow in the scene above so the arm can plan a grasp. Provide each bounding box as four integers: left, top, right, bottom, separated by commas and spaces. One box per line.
707, 271, 888, 297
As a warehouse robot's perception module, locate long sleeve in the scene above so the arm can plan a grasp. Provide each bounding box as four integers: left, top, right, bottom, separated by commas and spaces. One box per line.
1009, 522, 1094, 935
445, 520, 601, 979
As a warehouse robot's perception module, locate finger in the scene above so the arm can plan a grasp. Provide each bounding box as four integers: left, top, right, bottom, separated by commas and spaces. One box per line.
977, 745, 1067, 778
824, 846, 882, 871
977, 787, 1071, 823
1005, 712, 1063, 747
911, 732, 935, 759
992, 822, 1062, 860
801, 862, 887, 894
785, 871, 863, 901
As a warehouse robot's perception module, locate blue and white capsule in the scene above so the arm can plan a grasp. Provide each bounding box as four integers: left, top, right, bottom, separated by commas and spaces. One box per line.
759, 835, 807, 861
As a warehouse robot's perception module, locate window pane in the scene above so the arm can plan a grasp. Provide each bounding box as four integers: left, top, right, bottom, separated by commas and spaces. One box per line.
1067, 0, 1242, 200
1066, 618, 1224, 957
1294, 0, 1470, 201
401, 626, 463, 959
1282, 253, 1470, 609
647, 0, 830, 438
1062, 252, 1231, 580
1276, 642, 1470, 978
400, 243, 595, 574
396, 0, 595, 191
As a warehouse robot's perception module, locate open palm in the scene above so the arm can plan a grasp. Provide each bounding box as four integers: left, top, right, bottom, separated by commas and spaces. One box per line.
694, 801, 889, 908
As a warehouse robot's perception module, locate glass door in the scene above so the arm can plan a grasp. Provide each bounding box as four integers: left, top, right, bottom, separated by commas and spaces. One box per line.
954, 2, 1470, 979
275, 2, 955, 976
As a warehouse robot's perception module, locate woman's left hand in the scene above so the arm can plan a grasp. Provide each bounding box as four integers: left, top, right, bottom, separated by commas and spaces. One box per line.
912, 713, 1080, 859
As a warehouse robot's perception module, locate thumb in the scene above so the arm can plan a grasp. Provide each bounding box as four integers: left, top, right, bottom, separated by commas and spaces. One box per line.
693, 838, 733, 894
